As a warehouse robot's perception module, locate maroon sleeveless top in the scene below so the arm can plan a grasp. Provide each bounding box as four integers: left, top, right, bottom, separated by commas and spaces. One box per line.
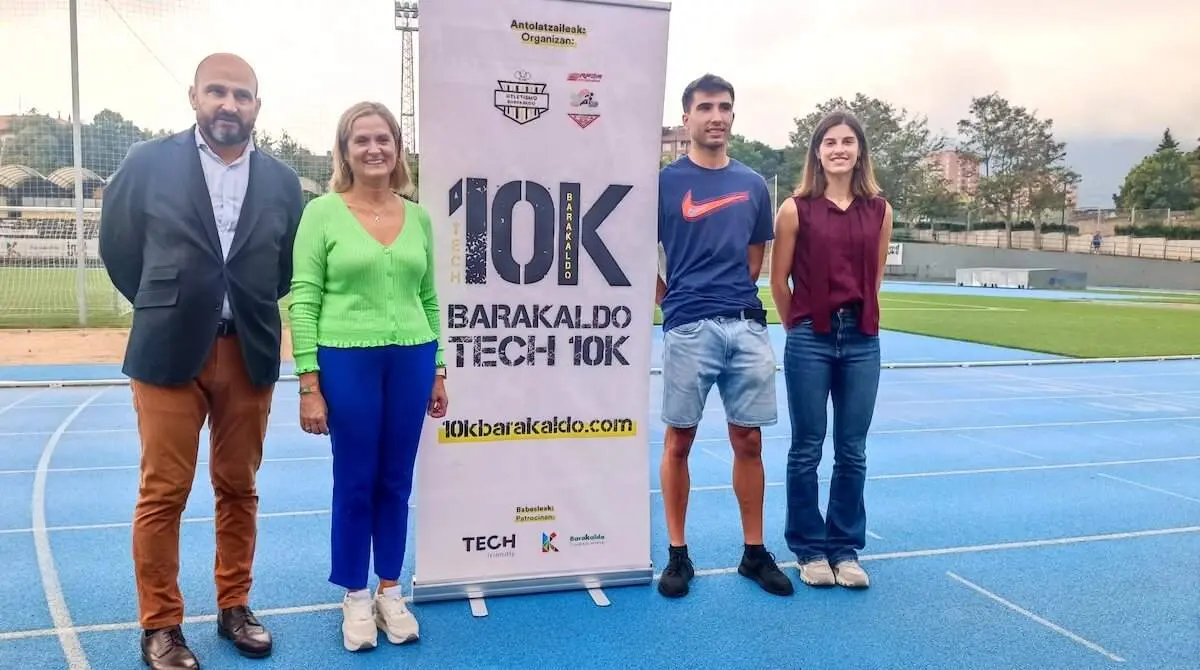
785, 195, 887, 335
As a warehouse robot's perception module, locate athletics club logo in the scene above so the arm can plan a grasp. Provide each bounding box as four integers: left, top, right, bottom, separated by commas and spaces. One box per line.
568, 88, 600, 129
494, 70, 550, 125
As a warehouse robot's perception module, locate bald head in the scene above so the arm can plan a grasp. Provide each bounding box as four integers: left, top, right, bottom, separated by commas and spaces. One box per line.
194, 52, 259, 94
189, 52, 261, 152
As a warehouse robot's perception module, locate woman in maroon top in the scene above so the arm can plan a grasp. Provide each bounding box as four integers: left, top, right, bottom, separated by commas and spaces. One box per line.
769, 111, 893, 590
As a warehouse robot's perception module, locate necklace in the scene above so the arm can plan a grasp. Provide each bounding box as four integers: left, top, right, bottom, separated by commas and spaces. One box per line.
350, 199, 384, 225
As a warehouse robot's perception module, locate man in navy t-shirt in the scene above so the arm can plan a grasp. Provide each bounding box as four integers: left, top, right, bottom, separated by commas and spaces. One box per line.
654, 74, 792, 599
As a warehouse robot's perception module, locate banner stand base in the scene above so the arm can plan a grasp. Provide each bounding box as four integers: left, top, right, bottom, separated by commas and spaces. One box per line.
410, 564, 655, 605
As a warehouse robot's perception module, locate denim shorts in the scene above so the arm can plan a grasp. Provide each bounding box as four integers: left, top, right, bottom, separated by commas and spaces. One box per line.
661, 316, 778, 428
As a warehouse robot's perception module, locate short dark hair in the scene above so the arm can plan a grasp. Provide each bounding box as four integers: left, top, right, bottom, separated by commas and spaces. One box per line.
681, 74, 734, 112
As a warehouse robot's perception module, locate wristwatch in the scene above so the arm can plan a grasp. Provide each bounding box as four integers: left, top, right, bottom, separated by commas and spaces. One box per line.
435, 366, 447, 378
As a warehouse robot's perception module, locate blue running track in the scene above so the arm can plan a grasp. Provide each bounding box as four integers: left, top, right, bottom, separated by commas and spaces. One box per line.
2, 284, 1198, 669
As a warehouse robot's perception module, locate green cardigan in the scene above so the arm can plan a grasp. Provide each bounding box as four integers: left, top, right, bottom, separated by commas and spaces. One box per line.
287, 192, 445, 374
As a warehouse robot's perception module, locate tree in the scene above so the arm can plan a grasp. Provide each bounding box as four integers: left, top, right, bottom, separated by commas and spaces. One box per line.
252, 129, 333, 188
907, 172, 965, 224
1157, 128, 1179, 152
1028, 165, 1081, 246
2, 110, 73, 176
956, 92, 1072, 248
1113, 130, 1197, 214
727, 134, 795, 209
1188, 137, 1200, 203
728, 134, 790, 181
786, 93, 945, 215
0, 110, 332, 201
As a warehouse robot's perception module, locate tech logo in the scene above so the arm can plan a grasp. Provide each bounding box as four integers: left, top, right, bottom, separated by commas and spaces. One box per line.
462, 534, 517, 559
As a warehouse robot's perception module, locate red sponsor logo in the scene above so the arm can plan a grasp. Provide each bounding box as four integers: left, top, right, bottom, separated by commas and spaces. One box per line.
569, 113, 599, 129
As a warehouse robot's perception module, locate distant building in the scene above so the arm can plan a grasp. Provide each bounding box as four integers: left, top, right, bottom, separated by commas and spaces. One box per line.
661, 125, 689, 163
928, 149, 981, 197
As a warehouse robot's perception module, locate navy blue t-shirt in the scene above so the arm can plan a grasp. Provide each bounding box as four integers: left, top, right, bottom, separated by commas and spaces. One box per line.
657, 156, 774, 332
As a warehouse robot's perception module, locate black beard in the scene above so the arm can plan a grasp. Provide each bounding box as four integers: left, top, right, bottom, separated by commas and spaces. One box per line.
205, 116, 249, 146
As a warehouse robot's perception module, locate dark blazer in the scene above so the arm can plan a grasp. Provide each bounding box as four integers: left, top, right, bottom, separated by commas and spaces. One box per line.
99, 126, 304, 388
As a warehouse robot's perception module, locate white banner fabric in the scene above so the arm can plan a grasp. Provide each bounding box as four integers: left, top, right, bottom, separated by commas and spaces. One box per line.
412, 0, 671, 600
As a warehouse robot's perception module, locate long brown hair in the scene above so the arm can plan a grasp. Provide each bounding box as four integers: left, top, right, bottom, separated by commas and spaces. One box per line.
793, 110, 882, 199
328, 101, 414, 197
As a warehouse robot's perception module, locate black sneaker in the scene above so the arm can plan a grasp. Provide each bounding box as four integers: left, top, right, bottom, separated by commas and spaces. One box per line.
657, 545, 695, 598
738, 545, 794, 596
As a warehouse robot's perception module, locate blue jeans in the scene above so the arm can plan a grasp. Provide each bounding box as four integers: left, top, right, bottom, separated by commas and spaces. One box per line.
316, 341, 437, 590
661, 316, 777, 428
782, 309, 880, 564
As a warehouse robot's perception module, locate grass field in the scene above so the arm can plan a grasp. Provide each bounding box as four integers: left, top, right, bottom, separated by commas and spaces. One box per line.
3, 268, 1200, 359
663, 287, 1200, 358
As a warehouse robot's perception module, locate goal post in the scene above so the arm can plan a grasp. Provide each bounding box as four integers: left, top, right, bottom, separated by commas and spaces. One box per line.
0, 205, 130, 328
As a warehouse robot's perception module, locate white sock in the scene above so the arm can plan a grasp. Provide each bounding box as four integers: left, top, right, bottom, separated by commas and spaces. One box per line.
346, 589, 370, 600
381, 584, 403, 599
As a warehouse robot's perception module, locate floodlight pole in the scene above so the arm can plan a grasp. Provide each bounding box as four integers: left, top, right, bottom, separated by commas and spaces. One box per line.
393, 2, 419, 156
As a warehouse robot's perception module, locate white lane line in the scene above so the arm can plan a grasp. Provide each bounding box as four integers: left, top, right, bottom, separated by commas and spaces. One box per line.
0, 509, 330, 536
946, 571, 1126, 663
3, 525, 1196, 644
1096, 473, 1200, 505
4, 455, 1200, 536
33, 390, 102, 670
700, 447, 731, 465
0, 390, 42, 416
685, 526, 1200, 580
0, 602, 343, 641
5, 453, 1198, 482
0, 455, 328, 476
7, 415, 1200, 446
7, 410, 1200, 446
955, 432, 1046, 461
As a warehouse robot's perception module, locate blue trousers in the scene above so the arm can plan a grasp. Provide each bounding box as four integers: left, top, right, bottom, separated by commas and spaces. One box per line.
317, 341, 437, 590
781, 309, 880, 565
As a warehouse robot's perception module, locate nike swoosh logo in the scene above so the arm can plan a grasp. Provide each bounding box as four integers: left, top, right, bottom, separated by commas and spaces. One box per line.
681, 190, 751, 222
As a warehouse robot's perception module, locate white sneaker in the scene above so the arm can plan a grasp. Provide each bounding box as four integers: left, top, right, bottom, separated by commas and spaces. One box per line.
833, 560, 870, 588
341, 590, 378, 652
375, 587, 420, 644
798, 558, 836, 587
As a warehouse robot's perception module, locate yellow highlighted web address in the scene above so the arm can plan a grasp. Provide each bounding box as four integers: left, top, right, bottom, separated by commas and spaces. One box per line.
438, 415, 638, 444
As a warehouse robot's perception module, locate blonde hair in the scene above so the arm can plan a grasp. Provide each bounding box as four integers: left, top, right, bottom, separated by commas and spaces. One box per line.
793, 110, 882, 200
329, 101, 414, 197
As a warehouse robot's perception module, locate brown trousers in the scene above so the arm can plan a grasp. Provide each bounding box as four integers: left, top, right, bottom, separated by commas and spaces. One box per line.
130, 334, 274, 630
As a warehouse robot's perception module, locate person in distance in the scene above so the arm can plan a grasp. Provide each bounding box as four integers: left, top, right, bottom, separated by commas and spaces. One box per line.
288, 101, 449, 652
98, 52, 304, 670
769, 110, 893, 589
654, 73, 794, 599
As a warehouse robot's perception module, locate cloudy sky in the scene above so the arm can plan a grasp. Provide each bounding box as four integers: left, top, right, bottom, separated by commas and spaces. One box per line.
3, 0, 1198, 205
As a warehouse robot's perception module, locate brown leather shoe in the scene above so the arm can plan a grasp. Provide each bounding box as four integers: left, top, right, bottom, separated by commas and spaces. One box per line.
140, 626, 200, 669
217, 605, 272, 658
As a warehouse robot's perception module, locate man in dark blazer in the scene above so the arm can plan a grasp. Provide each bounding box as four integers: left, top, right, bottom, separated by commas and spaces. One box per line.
99, 52, 303, 670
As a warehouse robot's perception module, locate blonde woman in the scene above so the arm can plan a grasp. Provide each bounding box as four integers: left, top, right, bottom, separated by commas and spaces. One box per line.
288, 101, 448, 651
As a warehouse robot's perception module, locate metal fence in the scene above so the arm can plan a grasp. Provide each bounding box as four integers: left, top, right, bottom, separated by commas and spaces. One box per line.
1, 0, 409, 330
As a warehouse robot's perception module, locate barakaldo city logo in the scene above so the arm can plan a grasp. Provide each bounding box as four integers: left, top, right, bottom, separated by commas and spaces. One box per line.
568, 533, 606, 546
